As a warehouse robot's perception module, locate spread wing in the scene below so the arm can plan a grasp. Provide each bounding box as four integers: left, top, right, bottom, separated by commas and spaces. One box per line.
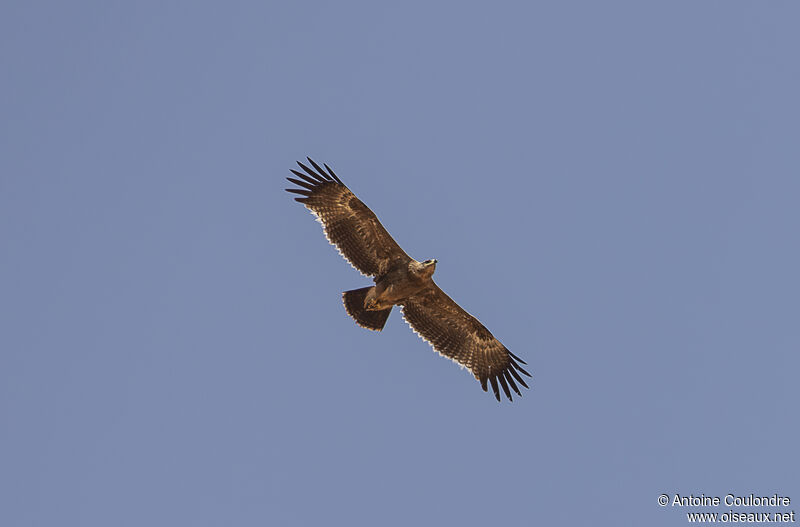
401, 283, 531, 402
286, 158, 411, 277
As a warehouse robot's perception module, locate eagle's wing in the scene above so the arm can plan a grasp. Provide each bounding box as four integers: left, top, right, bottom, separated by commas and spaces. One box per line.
401, 283, 531, 402
286, 158, 411, 277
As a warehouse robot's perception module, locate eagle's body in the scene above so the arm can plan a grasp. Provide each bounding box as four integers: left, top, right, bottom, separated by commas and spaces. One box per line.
366, 259, 436, 311
286, 158, 531, 402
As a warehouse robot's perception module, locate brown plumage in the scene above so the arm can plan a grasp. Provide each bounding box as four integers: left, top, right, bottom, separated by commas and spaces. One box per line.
286, 158, 531, 402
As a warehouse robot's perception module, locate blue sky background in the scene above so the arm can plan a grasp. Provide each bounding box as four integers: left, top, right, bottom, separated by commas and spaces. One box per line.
2, 1, 798, 525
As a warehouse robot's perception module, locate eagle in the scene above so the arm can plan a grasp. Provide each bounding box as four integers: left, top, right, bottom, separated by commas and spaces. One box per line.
286, 158, 531, 401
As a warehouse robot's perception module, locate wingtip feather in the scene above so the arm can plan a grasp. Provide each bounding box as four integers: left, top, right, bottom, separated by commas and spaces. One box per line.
489, 376, 500, 402
324, 163, 343, 184
504, 370, 522, 397
286, 188, 312, 196
508, 367, 529, 389
287, 177, 316, 191
297, 161, 327, 182
515, 364, 531, 378
497, 374, 512, 401
306, 158, 332, 182
508, 351, 527, 365
289, 169, 317, 185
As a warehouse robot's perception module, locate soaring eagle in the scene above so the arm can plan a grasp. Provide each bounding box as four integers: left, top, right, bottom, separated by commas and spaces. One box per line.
286, 158, 531, 401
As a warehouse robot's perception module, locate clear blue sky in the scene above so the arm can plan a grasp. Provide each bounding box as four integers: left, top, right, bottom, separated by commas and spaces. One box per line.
2, 1, 798, 525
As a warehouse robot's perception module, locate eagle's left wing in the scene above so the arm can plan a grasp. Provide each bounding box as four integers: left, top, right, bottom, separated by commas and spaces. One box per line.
401, 283, 531, 401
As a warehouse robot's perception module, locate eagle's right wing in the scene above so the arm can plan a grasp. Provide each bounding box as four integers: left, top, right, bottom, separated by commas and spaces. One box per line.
286, 158, 411, 277
401, 283, 531, 402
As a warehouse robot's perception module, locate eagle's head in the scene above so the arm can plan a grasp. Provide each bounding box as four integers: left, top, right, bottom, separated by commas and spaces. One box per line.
415, 258, 437, 278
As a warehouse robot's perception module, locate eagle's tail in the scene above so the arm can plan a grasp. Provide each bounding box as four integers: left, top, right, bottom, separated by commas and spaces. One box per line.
342, 287, 392, 331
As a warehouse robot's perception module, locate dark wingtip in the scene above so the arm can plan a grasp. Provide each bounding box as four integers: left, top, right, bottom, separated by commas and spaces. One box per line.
297, 161, 326, 183
289, 169, 320, 187
286, 177, 316, 191
324, 163, 343, 184
497, 374, 513, 401
508, 351, 527, 365
507, 351, 531, 378
306, 158, 332, 182
508, 366, 530, 389
489, 376, 500, 402
504, 370, 522, 397
290, 158, 343, 186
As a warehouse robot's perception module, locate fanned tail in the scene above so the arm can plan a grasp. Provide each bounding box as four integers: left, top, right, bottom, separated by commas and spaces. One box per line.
342, 287, 392, 331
